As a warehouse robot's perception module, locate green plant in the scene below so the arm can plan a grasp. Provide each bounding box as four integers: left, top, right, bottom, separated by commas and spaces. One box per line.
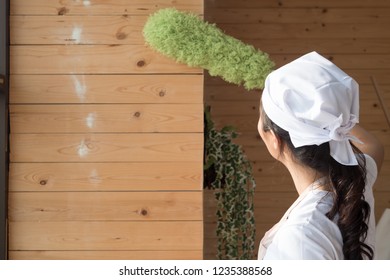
143, 8, 274, 90
204, 106, 256, 260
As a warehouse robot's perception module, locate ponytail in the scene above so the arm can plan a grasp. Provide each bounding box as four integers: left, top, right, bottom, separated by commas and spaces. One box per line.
326, 149, 373, 259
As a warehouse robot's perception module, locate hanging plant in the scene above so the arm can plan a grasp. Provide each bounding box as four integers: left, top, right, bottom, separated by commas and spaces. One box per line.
204, 106, 257, 260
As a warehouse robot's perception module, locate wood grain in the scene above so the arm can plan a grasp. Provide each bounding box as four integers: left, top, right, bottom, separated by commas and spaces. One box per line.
247, 38, 390, 55
207, 8, 390, 24
270, 54, 390, 69
10, 74, 203, 104
10, 133, 203, 163
9, 192, 203, 222
216, 23, 390, 40
11, 15, 147, 45
206, 0, 390, 8
9, 221, 203, 250
9, 162, 202, 191
10, 104, 203, 133
10, 45, 202, 74
11, 0, 203, 15
8, 0, 205, 260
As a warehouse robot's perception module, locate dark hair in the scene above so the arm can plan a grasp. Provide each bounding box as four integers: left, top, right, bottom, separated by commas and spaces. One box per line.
260, 105, 373, 260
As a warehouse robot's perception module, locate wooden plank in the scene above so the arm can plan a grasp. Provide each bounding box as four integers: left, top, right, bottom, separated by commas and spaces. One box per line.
206, 85, 260, 102
206, 0, 390, 8
206, 101, 260, 116
9, 250, 203, 260
10, 133, 203, 163
9, 192, 203, 222
285, 54, 390, 70
11, 0, 203, 15
10, 104, 203, 133
254, 38, 390, 55
10, 15, 148, 45
9, 221, 203, 250
10, 74, 203, 104
207, 8, 390, 24
217, 22, 390, 40
253, 174, 294, 192
241, 38, 390, 56
9, 162, 202, 192
10, 45, 202, 74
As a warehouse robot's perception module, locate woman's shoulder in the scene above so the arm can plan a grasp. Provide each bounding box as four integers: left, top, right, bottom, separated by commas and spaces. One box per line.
265, 220, 343, 259
268, 193, 344, 259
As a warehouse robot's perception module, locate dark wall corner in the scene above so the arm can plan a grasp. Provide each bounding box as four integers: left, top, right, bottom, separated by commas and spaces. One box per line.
0, 0, 10, 260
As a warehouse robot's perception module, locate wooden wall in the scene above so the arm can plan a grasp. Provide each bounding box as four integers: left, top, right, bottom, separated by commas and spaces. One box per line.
8, 0, 204, 260
204, 0, 390, 259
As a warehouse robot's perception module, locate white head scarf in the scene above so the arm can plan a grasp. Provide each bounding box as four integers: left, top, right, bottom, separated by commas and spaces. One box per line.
261, 51, 361, 166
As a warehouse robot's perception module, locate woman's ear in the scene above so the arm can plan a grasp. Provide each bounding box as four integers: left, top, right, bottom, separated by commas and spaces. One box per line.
269, 129, 280, 151
265, 129, 283, 161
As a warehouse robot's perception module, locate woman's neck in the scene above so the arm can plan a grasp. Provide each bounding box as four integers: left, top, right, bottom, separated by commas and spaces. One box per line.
282, 157, 325, 195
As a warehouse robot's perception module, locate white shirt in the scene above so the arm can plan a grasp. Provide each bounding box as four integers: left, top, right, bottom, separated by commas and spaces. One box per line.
258, 154, 377, 260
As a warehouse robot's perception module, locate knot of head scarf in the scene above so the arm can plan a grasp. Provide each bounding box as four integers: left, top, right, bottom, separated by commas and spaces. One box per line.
261, 51, 361, 166
327, 114, 359, 142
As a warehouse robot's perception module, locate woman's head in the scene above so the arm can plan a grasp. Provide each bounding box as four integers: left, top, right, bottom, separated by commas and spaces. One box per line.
258, 51, 373, 259
261, 51, 360, 166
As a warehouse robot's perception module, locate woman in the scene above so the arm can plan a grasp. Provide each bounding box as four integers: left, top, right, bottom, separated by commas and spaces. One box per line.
257, 52, 384, 259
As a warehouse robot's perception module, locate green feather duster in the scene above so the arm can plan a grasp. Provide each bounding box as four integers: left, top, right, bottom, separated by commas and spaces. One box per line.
143, 8, 274, 90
